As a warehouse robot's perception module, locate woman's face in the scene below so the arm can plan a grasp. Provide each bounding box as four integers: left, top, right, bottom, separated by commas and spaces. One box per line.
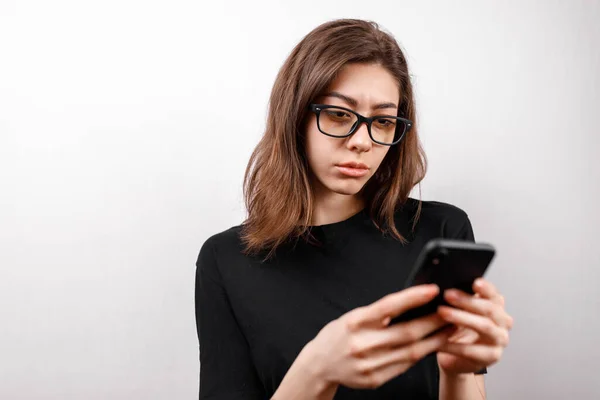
305, 62, 400, 199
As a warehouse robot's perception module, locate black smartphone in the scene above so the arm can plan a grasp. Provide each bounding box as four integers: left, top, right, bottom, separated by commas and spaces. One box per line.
390, 238, 496, 324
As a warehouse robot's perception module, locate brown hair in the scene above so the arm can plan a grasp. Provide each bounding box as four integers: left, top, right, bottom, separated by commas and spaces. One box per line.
241, 19, 426, 259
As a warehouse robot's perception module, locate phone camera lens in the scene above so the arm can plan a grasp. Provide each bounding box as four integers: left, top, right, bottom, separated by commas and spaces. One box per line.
432, 249, 449, 265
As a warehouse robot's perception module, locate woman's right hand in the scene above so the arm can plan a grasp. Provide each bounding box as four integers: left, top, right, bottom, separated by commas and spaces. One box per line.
300, 284, 451, 390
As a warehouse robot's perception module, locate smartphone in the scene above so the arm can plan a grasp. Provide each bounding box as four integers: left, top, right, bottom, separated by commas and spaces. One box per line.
390, 238, 496, 324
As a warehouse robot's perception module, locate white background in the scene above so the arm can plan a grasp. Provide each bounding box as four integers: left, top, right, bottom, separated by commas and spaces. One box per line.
1, 0, 599, 398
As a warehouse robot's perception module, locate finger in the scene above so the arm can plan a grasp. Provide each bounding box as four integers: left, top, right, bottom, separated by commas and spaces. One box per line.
355, 326, 453, 385
352, 285, 440, 329
385, 313, 449, 345
357, 313, 448, 353
444, 289, 513, 329
352, 329, 449, 389
390, 328, 452, 364
448, 326, 478, 343
438, 306, 509, 346
439, 342, 503, 366
473, 279, 502, 304
354, 361, 408, 389
472, 280, 514, 330
383, 326, 453, 366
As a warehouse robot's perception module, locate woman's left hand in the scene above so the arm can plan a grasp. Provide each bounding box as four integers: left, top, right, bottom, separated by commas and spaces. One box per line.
436, 278, 514, 375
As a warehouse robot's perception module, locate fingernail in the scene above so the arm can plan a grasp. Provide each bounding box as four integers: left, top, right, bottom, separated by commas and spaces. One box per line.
474, 278, 484, 287
445, 289, 459, 300
421, 284, 438, 294
441, 307, 458, 322
438, 305, 452, 316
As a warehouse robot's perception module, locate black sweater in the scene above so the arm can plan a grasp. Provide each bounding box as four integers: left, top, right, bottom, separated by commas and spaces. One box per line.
195, 199, 482, 399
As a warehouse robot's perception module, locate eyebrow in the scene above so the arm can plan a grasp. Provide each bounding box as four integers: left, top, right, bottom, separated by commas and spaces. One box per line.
322, 91, 398, 110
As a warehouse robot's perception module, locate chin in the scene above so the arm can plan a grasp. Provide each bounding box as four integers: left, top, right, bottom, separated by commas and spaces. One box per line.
326, 179, 367, 196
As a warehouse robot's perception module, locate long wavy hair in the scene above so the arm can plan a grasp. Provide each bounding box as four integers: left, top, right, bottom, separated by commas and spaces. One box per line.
241, 19, 427, 259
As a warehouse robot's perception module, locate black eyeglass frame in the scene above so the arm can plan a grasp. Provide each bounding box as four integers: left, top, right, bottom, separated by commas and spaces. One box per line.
309, 103, 413, 146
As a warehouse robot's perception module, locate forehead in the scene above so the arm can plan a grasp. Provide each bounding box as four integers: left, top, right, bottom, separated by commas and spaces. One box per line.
323, 63, 400, 107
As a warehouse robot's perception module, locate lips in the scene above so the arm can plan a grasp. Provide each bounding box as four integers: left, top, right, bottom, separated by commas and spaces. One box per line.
335, 161, 370, 177
337, 161, 369, 169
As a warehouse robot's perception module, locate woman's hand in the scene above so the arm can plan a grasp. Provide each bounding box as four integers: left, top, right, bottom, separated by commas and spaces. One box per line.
297, 284, 453, 390
436, 278, 514, 375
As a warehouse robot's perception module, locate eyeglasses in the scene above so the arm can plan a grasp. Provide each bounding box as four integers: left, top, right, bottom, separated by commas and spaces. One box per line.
309, 104, 412, 146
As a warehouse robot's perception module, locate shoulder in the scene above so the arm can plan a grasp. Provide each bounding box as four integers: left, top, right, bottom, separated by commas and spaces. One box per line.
195, 224, 254, 291
197, 224, 245, 264
399, 198, 474, 240
201, 224, 244, 252
418, 199, 469, 224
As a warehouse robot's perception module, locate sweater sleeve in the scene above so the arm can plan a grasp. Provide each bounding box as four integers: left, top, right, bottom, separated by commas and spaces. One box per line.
195, 237, 266, 399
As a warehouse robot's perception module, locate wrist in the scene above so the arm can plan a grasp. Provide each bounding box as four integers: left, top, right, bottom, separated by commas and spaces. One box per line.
439, 370, 483, 400
439, 368, 475, 379
437, 359, 477, 380
440, 369, 473, 379
296, 341, 336, 391
273, 341, 338, 400
440, 368, 474, 380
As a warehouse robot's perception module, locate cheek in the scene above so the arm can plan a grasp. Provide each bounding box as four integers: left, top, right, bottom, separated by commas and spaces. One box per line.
305, 122, 335, 169
373, 147, 391, 168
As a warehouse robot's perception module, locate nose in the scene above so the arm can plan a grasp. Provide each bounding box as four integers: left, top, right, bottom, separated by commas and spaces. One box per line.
346, 121, 372, 152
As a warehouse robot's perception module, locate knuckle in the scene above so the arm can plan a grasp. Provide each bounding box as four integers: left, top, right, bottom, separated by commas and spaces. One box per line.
498, 295, 505, 306
345, 315, 362, 333
407, 346, 422, 362
325, 318, 338, 330
484, 304, 497, 319
357, 360, 374, 375
491, 347, 503, 362
373, 302, 390, 319
363, 378, 377, 389
348, 338, 365, 357
364, 374, 384, 389
507, 315, 515, 330
483, 320, 496, 336
403, 326, 420, 343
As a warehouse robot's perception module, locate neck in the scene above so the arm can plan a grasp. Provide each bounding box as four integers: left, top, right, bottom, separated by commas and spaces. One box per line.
310, 189, 365, 226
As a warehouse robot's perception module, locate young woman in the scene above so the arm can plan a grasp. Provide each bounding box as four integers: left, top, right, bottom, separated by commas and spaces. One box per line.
195, 19, 513, 400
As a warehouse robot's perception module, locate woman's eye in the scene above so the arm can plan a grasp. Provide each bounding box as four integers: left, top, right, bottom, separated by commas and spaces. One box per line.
376, 118, 396, 127
326, 110, 350, 119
